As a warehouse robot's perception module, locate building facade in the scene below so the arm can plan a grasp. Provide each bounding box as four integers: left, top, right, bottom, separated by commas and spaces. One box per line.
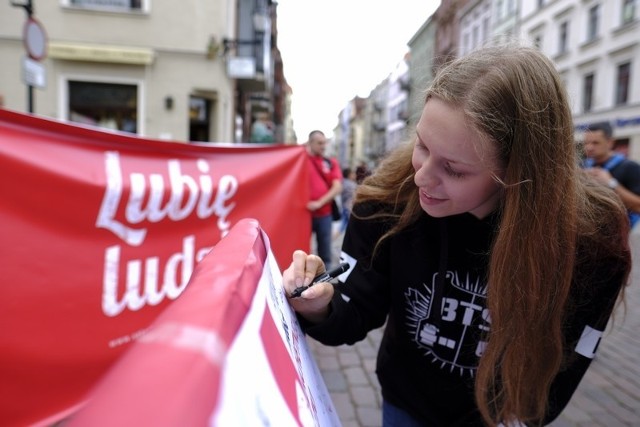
354, 0, 638, 169
491, 0, 520, 43
0, 0, 290, 143
459, 0, 493, 56
407, 16, 437, 125
520, 0, 640, 156
362, 80, 390, 167
385, 56, 411, 154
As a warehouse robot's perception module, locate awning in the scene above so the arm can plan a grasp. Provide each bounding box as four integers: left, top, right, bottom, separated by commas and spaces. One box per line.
48, 41, 155, 65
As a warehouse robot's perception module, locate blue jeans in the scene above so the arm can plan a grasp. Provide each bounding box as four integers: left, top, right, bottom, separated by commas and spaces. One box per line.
340, 207, 351, 233
311, 214, 333, 269
382, 400, 424, 427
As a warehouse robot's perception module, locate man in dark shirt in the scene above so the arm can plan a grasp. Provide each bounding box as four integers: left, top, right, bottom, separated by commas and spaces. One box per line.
583, 121, 640, 229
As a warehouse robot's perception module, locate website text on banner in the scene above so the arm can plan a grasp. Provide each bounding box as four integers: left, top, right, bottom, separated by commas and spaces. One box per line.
0, 109, 311, 427
69, 218, 340, 426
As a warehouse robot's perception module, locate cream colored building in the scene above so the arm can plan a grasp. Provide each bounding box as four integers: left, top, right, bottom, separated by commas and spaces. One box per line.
0, 0, 278, 143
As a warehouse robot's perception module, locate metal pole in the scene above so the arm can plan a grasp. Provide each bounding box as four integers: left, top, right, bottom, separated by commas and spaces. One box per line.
10, 0, 34, 113
25, 0, 34, 113
27, 84, 33, 113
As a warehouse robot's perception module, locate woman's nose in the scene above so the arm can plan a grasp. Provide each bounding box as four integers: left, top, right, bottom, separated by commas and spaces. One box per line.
414, 160, 439, 187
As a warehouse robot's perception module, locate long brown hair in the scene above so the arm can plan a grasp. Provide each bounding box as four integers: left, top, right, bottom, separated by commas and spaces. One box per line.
355, 45, 631, 425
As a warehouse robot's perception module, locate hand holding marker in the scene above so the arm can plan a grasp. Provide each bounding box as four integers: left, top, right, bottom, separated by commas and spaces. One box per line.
290, 262, 350, 298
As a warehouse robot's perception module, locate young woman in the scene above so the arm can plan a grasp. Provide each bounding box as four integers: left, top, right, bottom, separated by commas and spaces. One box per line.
283, 45, 630, 426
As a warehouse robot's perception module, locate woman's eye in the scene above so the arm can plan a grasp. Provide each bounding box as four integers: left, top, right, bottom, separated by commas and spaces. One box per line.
445, 164, 465, 178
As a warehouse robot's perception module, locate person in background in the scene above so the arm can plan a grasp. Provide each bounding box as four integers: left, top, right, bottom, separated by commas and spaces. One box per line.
306, 130, 342, 269
339, 167, 358, 235
250, 112, 275, 143
583, 121, 640, 229
284, 45, 630, 426
355, 161, 371, 184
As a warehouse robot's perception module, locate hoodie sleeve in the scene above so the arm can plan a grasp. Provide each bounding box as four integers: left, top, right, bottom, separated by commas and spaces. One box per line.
300, 202, 394, 346
543, 255, 627, 423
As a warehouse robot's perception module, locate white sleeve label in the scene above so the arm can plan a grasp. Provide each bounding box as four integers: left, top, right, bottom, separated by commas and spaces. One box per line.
575, 325, 603, 359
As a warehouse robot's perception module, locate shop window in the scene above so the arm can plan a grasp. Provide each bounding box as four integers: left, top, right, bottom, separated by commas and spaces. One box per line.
68, 81, 138, 133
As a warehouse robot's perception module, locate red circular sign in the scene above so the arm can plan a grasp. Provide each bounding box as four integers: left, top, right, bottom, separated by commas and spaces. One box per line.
23, 17, 48, 61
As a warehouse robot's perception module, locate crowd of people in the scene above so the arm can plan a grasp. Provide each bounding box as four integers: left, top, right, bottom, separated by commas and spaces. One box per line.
297, 44, 635, 426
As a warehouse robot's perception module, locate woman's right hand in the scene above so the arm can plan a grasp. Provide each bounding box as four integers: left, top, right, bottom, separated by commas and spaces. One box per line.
282, 250, 335, 323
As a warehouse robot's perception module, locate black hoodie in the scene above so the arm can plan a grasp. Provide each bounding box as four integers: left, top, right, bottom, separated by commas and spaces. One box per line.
302, 201, 625, 426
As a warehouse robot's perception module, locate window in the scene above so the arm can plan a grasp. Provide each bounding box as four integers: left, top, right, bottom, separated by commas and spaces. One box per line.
67, 0, 143, 12
472, 25, 479, 49
587, 4, 600, 41
615, 62, 631, 105
68, 81, 138, 133
622, 0, 636, 25
583, 73, 595, 112
462, 33, 470, 55
534, 35, 543, 49
483, 16, 490, 45
558, 21, 569, 54
560, 72, 569, 92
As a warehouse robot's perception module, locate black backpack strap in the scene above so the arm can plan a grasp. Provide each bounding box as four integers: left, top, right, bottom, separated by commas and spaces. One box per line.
310, 156, 332, 190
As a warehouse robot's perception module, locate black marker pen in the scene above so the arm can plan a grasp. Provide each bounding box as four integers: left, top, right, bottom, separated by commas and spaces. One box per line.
289, 262, 349, 298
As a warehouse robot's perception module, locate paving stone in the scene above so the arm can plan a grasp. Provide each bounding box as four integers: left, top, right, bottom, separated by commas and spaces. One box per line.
350, 385, 380, 407
338, 350, 361, 367
344, 366, 370, 387
548, 418, 574, 427
322, 370, 348, 392
330, 391, 356, 422
608, 403, 640, 424
356, 406, 382, 427
608, 386, 640, 413
315, 354, 341, 370
555, 403, 592, 423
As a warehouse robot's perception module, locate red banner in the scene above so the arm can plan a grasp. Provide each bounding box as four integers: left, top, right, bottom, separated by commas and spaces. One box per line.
68, 219, 339, 426
0, 109, 311, 426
